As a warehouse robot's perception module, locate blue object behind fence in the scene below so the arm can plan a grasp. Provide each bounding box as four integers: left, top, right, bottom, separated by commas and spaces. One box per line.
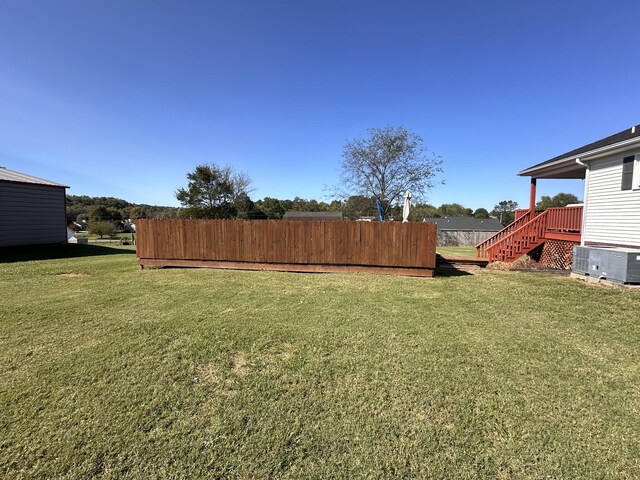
376, 199, 384, 221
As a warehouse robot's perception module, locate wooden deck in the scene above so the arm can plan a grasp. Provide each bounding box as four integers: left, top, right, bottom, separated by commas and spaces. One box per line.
437, 254, 488, 268
476, 206, 582, 263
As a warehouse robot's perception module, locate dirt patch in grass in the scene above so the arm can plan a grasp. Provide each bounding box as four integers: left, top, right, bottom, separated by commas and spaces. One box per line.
193, 362, 222, 385
193, 351, 250, 386
231, 352, 249, 376
193, 361, 240, 396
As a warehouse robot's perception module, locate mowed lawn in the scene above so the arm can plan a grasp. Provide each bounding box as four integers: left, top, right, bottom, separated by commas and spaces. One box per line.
1, 246, 639, 479
436, 245, 477, 257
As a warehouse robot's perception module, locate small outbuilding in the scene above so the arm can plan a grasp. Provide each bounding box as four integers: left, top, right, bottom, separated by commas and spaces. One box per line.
422, 217, 503, 246
0, 167, 68, 247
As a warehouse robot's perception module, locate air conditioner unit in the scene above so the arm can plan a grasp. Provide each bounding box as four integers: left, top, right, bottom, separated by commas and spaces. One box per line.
572, 246, 640, 284
573, 246, 590, 275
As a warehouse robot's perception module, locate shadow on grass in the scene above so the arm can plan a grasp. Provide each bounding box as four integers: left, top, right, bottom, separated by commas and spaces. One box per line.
435, 266, 474, 277
0, 244, 136, 263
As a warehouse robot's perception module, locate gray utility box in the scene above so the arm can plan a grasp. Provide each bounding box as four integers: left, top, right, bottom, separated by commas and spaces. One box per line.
573, 246, 640, 284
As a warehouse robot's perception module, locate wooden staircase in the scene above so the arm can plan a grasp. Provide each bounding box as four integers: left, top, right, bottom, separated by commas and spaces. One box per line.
476, 206, 583, 263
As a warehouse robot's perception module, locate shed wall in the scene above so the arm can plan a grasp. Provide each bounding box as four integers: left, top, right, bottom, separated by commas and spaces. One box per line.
436, 230, 497, 247
583, 152, 640, 247
0, 182, 67, 247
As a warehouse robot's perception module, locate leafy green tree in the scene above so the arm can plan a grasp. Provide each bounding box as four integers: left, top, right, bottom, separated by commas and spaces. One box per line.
473, 208, 490, 218
89, 205, 110, 223
536, 193, 580, 211
129, 206, 149, 221
343, 195, 376, 219
106, 207, 123, 221
255, 197, 285, 219
437, 203, 472, 217
175, 163, 252, 219
290, 197, 308, 211
491, 200, 519, 226
234, 193, 260, 219
328, 200, 344, 212
89, 220, 116, 239
287, 197, 334, 212
335, 126, 442, 217
408, 203, 439, 221
156, 207, 178, 219
280, 199, 294, 213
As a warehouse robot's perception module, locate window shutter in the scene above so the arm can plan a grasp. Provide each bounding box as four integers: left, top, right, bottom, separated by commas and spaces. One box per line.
621, 155, 635, 190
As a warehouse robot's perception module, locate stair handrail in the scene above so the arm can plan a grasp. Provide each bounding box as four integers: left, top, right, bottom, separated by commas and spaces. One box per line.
486, 209, 549, 262
476, 210, 533, 258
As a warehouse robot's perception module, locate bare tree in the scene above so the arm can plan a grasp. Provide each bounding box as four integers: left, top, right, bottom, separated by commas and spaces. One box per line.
335, 126, 442, 216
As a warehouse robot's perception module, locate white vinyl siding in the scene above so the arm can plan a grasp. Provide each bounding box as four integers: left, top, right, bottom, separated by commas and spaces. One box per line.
0, 182, 67, 247
583, 153, 640, 247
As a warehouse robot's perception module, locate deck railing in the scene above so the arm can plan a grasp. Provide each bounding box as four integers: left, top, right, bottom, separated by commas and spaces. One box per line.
545, 206, 583, 232
514, 208, 530, 221
476, 210, 533, 258
486, 210, 548, 262
478, 205, 583, 262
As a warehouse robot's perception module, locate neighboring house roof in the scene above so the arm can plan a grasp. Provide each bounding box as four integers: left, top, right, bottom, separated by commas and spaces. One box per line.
283, 211, 344, 221
0, 166, 68, 187
422, 217, 503, 231
518, 125, 640, 179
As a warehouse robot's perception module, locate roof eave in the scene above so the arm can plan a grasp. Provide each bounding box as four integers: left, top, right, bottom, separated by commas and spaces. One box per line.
518, 136, 640, 178
0, 179, 69, 188
517, 160, 586, 179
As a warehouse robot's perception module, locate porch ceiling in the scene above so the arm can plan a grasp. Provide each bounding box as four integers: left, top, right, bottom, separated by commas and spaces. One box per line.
518, 160, 586, 179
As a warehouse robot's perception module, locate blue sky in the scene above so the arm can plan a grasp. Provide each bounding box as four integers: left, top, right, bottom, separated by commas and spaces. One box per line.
1, 1, 639, 211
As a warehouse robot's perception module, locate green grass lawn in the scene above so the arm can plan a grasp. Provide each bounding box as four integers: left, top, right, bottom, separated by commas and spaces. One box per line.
75, 232, 134, 243
436, 245, 477, 257
1, 245, 639, 478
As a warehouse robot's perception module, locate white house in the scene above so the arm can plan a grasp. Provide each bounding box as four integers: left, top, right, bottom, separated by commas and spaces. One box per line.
477, 125, 640, 272
518, 124, 640, 249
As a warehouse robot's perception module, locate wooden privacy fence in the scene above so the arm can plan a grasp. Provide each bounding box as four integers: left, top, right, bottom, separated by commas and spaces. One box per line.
136, 219, 436, 277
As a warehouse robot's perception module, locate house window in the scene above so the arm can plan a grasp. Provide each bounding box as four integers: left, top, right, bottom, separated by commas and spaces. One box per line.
621, 155, 638, 190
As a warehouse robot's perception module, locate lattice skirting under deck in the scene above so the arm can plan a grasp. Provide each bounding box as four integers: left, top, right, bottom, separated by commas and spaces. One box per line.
539, 240, 579, 270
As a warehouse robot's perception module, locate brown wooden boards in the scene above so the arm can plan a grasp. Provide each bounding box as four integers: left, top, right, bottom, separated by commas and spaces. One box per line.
136, 219, 436, 276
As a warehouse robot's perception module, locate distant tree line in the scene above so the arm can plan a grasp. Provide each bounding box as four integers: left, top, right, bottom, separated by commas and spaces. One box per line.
66, 195, 179, 224
68, 192, 497, 224
67, 191, 581, 242
67, 190, 580, 235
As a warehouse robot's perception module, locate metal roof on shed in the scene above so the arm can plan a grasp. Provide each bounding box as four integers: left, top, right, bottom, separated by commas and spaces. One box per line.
0, 167, 68, 187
